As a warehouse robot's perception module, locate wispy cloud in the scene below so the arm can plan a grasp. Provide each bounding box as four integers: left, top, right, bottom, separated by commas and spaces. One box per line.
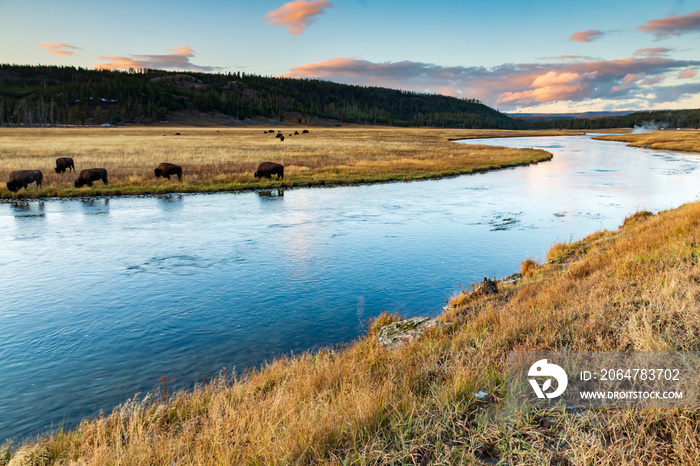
96, 46, 220, 72
40, 42, 81, 56
569, 30, 605, 43
638, 9, 700, 38
265, 0, 332, 35
679, 69, 697, 79
281, 51, 700, 111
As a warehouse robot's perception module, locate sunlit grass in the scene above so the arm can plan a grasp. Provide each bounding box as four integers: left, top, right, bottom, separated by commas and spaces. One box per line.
0, 127, 576, 198
5, 199, 700, 464
595, 129, 700, 153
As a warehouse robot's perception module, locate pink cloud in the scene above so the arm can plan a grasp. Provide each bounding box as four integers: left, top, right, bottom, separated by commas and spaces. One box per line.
96, 46, 220, 72
638, 9, 700, 38
633, 47, 672, 58
569, 30, 604, 43
281, 52, 700, 110
265, 0, 332, 35
40, 42, 81, 56
679, 69, 697, 79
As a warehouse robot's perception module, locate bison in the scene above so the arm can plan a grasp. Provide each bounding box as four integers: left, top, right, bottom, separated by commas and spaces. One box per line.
254, 162, 284, 180
275, 133, 283, 139
294, 131, 299, 135
154, 162, 183, 180
55, 157, 75, 173
302, 130, 309, 134
6, 170, 43, 192
75, 168, 108, 188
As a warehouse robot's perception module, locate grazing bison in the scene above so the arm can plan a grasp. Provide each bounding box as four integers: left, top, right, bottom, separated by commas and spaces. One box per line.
154, 162, 183, 180
75, 168, 108, 187
302, 129, 309, 134
6, 170, 43, 192
254, 162, 284, 180
279, 135, 285, 142
55, 157, 75, 173
275, 133, 283, 139
294, 131, 299, 135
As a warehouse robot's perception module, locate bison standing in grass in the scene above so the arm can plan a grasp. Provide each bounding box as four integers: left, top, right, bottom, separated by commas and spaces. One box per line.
254, 162, 284, 180
6, 170, 43, 192
75, 168, 108, 188
55, 157, 75, 173
154, 163, 183, 181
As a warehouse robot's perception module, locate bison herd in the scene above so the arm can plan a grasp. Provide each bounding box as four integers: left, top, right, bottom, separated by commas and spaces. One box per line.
5, 128, 307, 192
5, 158, 287, 193
265, 129, 309, 142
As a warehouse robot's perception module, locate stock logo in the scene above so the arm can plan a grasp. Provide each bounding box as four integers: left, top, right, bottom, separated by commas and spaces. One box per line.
528, 359, 568, 399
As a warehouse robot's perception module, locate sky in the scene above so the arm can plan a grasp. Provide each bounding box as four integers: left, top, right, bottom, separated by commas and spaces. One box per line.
1, 0, 700, 114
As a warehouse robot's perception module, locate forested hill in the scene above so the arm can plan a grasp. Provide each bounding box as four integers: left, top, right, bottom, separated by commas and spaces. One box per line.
0, 64, 521, 128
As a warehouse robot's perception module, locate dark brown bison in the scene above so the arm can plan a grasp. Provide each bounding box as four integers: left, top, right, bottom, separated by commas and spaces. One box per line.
55, 157, 75, 173
154, 163, 183, 180
275, 133, 283, 139
75, 168, 108, 187
302, 129, 309, 134
294, 131, 299, 135
6, 170, 43, 192
254, 162, 284, 180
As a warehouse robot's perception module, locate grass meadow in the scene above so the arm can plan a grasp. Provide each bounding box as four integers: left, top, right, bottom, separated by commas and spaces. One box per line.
595, 129, 700, 153
0, 127, 576, 198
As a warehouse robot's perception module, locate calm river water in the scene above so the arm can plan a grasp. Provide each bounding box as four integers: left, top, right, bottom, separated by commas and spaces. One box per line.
1, 134, 699, 442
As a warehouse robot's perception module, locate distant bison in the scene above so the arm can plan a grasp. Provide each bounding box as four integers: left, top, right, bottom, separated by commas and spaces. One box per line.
254, 162, 284, 180
6, 170, 43, 192
75, 168, 108, 188
275, 133, 283, 139
294, 131, 299, 135
154, 163, 183, 180
55, 157, 75, 173
302, 130, 309, 134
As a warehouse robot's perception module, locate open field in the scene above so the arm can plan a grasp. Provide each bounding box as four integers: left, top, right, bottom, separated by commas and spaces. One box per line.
5, 199, 700, 464
0, 127, 579, 198
595, 129, 700, 153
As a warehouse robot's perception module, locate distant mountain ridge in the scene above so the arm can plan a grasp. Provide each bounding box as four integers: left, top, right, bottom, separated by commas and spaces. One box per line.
508, 111, 636, 119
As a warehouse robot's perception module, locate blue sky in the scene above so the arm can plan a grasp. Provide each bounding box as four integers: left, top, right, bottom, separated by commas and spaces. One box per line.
2, 0, 699, 113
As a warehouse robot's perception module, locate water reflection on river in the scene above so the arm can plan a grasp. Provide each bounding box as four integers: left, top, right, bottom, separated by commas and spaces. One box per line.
1, 134, 699, 441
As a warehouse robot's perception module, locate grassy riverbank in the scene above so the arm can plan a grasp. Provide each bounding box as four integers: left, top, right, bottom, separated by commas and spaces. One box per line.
595, 129, 700, 153
0, 127, 576, 198
5, 199, 700, 464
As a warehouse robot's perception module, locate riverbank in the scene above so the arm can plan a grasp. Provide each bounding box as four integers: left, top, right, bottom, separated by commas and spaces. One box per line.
0, 128, 578, 199
5, 198, 700, 464
594, 129, 700, 153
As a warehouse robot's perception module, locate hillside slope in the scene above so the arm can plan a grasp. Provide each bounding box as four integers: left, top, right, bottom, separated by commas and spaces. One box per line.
0, 65, 520, 129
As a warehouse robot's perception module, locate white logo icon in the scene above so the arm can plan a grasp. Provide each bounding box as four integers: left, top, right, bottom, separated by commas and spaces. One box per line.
528, 359, 568, 399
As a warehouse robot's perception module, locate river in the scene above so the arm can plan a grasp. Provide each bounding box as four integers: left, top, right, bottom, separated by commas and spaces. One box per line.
1, 134, 699, 442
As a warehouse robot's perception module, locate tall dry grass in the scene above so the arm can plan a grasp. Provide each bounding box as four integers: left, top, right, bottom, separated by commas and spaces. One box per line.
595, 129, 700, 153
0, 127, 571, 198
5, 198, 700, 464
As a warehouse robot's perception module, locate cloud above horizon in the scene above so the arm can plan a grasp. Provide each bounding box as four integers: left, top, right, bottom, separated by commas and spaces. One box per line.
281, 50, 700, 111
96, 46, 220, 72
638, 9, 700, 38
265, 0, 332, 35
40, 42, 80, 56
569, 30, 605, 43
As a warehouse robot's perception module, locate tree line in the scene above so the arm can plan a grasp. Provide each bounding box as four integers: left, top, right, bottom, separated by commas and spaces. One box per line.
0, 64, 519, 129
1, 64, 697, 129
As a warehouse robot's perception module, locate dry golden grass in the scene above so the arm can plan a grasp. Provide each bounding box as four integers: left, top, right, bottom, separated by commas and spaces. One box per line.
6, 198, 700, 464
0, 127, 575, 198
519, 258, 538, 277
596, 129, 700, 153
